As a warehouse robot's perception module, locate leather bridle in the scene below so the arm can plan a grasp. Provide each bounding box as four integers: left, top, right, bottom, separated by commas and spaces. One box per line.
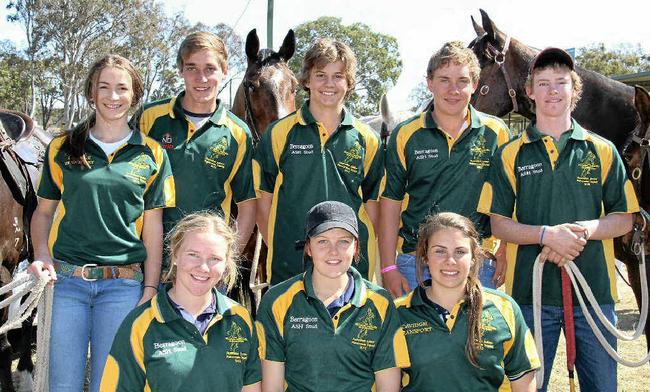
471, 34, 520, 114
242, 78, 262, 145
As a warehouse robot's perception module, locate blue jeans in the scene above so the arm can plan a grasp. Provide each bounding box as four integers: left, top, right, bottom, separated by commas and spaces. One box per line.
396, 253, 496, 290
49, 275, 142, 392
520, 304, 617, 392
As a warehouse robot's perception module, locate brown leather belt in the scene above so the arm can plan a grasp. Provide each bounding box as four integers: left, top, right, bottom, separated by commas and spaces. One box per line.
54, 261, 143, 282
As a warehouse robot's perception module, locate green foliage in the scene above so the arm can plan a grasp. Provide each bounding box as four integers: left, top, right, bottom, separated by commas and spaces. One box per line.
407, 81, 432, 111
290, 16, 402, 116
0, 41, 30, 112
576, 43, 650, 76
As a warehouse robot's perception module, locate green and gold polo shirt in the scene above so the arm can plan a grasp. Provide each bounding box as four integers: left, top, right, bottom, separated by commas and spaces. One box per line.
382, 104, 511, 254
134, 92, 255, 235
478, 120, 639, 305
396, 286, 540, 392
255, 265, 410, 392
254, 101, 383, 285
101, 285, 261, 391
37, 130, 175, 266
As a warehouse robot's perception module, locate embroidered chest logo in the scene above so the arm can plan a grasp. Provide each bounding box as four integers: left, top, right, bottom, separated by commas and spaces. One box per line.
352, 309, 378, 350
161, 133, 174, 149
204, 136, 229, 169
151, 339, 188, 358
402, 321, 432, 336
125, 154, 151, 185
469, 135, 491, 169
225, 322, 248, 363
517, 162, 544, 178
577, 151, 599, 186
477, 311, 496, 350
337, 141, 362, 174
64, 154, 94, 168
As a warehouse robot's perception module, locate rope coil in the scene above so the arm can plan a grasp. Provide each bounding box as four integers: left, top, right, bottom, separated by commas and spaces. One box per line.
533, 245, 650, 389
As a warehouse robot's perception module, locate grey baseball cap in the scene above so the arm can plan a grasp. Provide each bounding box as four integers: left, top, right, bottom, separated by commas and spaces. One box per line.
529, 47, 575, 74
305, 201, 359, 239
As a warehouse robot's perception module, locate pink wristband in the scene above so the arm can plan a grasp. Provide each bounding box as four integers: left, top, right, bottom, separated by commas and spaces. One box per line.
381, 264, 398, 274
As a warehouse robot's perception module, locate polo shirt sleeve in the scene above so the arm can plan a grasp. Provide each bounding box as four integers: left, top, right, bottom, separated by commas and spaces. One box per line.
232, 128, 256, 203
143, 148, 175, 210
478, 146, 516, 218
602, 147, 639, 214
503, 298, 540, 380
100, 313, 146, 391
381, 127, 407, 201
253, 128, 279, 194
370, 292, 410, 371
36, 142, 62, 200
255, 294, 286, 362
361, 135, 384, 202
244, 317, 263, 385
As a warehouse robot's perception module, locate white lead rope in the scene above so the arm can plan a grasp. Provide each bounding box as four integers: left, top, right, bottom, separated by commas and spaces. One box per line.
533, 247, 650, 389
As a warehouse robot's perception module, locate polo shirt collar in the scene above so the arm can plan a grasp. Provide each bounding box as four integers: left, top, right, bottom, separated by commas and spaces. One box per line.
296, 100, 354, 128
152, 283, 230, 324
421, 102, 476, 131
302, 264, 367, 308
522, 118, 586, 144
169, 91, 228, 126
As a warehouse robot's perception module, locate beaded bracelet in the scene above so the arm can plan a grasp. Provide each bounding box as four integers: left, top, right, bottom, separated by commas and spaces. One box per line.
380, 264, 398, 274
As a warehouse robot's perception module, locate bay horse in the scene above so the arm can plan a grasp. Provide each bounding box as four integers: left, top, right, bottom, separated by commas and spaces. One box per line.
0, 109, 50, 391
469, 9, 650, 350
230, 28, 297, 312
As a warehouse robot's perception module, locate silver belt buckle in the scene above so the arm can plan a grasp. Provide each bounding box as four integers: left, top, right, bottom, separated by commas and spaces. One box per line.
81, 263, 98, 281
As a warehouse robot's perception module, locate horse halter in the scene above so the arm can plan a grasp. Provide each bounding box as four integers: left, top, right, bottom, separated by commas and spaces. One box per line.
242, 78, 262, 145
474, 35, 520, 114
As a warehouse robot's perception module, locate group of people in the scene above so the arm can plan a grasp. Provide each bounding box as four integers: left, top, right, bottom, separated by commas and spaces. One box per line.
25, 25, 636, 392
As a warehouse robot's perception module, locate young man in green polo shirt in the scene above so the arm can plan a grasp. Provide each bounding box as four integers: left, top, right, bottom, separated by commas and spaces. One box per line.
133, 32, 256, 260
254, 38, 383, 285
478, 47, 639, 391
380, 41, 511, 298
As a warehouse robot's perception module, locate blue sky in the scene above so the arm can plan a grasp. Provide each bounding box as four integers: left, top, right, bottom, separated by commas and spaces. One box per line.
2, 0, 649, 110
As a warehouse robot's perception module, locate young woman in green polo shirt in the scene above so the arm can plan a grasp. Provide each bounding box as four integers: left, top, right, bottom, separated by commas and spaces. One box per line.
257, 201, 409, 392
100, 213, 261, 391
396, 212, 539, 392
28, 54, 174, 392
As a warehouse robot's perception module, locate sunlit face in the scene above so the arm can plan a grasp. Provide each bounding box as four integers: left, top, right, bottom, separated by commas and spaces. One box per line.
180, 49, 227, 113
425, 228, 473, 291
173, 230, 228, 299
306, 228, 356, 281
94, 67, 133, 125
427, 62, 478, 119
305, 61, 349, 111
526, 67, 573, 119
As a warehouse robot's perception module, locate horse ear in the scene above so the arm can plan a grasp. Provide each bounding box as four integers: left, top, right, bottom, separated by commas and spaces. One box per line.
635, 85, 650, 127
245, 29, 260, 64
380, 93, 394, 126
278, 29, 296, 61
479, 9, 498, 42
471, 15, 485, 36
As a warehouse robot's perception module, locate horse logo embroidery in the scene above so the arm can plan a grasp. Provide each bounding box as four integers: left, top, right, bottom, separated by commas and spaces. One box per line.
337, 141, 363, 174
225, 322, 248, 363
577, 151, 599, 186
352, 309, 378, 350
124, 154, 151, 185
204, 136, 229, 169
469, 135, 491, 169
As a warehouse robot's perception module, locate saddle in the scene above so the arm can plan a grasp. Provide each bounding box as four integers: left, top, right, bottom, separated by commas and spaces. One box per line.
0, 109, 41, 261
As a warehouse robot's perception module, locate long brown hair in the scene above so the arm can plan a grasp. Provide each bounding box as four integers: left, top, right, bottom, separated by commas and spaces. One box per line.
61, 54, 144, 168
415, 212, 485, 367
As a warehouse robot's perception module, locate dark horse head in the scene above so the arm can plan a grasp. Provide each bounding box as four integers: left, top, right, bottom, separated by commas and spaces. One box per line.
624, 86, 650, 210
469, 9, 637, 150
232, 29, 297, 142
